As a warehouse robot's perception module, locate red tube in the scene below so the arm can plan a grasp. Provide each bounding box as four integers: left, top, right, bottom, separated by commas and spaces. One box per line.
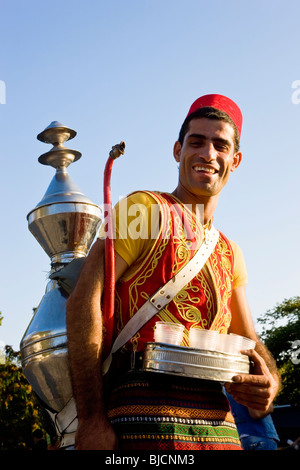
102, 142, 125, 357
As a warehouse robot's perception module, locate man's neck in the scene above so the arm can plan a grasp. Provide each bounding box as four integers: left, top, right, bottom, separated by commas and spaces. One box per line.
171, 187, 220, 225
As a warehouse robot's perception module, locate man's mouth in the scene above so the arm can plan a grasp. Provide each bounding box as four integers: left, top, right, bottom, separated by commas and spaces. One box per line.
193, 165, 218, 174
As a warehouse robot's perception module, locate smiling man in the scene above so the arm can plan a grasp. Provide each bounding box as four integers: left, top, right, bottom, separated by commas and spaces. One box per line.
173, 118, 242, 223
66, 94, 280, 450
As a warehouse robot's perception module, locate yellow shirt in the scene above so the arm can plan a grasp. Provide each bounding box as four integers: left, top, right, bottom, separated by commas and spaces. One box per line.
99, 191, 248, 289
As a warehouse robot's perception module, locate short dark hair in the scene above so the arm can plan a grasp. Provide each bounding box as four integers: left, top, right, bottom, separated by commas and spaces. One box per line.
178, 106, 240, 153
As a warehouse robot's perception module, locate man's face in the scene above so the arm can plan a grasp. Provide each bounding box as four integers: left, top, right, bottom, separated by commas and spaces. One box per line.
173, 117, 242, 200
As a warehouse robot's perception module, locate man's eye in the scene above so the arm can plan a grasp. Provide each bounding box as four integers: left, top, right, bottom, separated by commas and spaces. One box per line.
190, 140, 203, 147
215, 144, 228, 151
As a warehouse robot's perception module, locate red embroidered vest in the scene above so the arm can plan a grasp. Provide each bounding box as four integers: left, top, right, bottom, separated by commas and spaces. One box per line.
113, 191, 234, 352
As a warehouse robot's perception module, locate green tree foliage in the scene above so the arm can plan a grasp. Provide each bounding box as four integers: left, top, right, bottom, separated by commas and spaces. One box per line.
0, 345, 47, 450
257, 296, 300, 405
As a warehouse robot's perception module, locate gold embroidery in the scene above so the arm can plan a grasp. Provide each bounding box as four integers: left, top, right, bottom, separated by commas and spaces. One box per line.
209, 237, 234, 333
108, 404, 234, 421
115, 192, 234, 349
126, 193, 172, 315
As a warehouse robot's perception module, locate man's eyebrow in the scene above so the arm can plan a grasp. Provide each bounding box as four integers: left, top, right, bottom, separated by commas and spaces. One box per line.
187, 133, 206, 140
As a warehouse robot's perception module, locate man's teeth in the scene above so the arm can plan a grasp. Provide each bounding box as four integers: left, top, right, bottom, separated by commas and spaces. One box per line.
194, 166, 216, 174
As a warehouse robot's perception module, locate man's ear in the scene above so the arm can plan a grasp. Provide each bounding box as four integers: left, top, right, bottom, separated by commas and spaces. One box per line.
231, 151, 243, 172
173, 141, 181, 163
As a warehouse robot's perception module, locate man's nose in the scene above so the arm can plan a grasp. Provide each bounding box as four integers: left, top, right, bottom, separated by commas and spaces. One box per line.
199, 142, 217, 161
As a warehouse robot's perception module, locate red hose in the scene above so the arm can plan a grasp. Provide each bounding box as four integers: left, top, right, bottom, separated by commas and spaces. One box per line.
102, 142, 125, 357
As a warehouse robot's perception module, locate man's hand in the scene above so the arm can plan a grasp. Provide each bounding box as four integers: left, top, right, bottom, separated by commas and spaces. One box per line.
75, 416, 118, 450
225, 349, 280, 417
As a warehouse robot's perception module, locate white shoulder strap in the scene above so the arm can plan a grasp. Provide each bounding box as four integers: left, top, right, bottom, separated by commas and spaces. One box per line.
102, 226, 219, 375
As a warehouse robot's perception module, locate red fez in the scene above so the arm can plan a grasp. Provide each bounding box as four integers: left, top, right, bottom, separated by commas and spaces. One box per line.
186, 94, 243, 137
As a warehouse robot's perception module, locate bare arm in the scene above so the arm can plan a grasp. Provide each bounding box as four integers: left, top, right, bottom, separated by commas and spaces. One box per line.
66, 238, 128, 449
225, 285, 281, 418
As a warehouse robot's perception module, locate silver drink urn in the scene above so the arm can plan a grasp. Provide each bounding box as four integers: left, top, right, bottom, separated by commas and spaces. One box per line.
20, 122, 102, 448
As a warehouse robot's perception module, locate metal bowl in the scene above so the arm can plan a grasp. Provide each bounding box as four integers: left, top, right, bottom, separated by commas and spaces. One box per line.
142, 342, 250, 382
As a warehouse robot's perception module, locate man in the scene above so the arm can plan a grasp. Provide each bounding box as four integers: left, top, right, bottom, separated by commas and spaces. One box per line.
66, 94, 280, 450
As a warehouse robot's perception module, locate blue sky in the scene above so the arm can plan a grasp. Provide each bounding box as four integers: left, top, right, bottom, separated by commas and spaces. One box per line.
0, 0, 299, 350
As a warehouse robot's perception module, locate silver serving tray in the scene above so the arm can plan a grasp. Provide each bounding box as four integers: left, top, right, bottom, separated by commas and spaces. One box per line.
142, 342, 250, 382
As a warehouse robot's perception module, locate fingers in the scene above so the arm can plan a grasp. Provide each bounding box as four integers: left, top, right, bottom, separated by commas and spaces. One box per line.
228, 381, 271, 397
227, 383, 271, 401
231, 373, 270, 385
225, 371, 273, 397
241, 348, 270, 375
225, 381, 271, 407
227, 389, 272, 411
225, 372, 272, 399
225, 354, 278, 412
225, 381, 273, 411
